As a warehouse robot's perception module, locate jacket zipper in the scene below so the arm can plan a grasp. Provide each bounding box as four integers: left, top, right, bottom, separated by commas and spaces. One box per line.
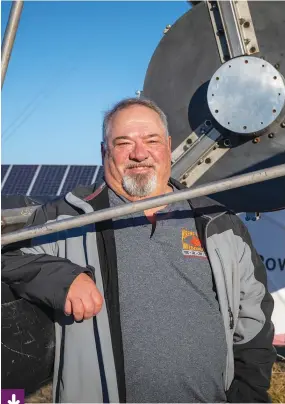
215, 248, 234, 330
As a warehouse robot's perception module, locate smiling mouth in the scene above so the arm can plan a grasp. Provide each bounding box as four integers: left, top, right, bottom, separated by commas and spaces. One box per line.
126, 166, 153, 173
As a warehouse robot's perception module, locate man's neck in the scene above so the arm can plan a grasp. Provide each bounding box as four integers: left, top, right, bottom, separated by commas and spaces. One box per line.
108, 181, 174, 218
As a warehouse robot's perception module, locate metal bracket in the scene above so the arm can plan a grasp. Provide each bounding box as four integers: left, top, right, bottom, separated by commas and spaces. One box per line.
207, 1, 231, 63
234, 1, 259, 55
171, 124, 229, 186
207, 0, 259, 63
171, 120, 214, 178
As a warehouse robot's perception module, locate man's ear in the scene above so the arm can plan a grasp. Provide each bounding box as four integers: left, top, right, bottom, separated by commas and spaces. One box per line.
168, 135, 172, 152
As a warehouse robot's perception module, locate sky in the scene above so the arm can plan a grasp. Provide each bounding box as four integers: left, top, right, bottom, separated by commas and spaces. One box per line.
1, 1, 190, 166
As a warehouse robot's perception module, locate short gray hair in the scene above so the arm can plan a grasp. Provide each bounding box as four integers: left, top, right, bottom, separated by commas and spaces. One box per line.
102, 97, 169, 147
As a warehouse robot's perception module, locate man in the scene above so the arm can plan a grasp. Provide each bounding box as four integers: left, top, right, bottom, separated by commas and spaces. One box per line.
2, 97, 276, 403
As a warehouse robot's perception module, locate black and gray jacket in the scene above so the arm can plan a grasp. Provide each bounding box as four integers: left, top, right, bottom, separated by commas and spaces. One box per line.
2, 178, 276, 403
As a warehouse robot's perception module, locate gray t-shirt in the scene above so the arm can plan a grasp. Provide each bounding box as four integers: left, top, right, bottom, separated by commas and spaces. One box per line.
109, 187, 227, 403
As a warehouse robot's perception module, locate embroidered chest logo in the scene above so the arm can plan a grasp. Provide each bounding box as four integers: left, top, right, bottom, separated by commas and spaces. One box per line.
182, 229, 206, 259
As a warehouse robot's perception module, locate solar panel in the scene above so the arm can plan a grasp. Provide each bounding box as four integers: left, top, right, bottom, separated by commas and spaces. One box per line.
1, 165, 10, 182
30, 165, 67, 196
2, 165, 38, 195
59, 165, 97, 195
96, 166, 105, 185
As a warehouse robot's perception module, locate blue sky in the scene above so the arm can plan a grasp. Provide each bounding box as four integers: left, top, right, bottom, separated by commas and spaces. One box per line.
1, 1, 190, 165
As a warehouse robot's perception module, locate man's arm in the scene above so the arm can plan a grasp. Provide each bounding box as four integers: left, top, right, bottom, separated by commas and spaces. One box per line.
2, 202, 103, 319
227, 221, 276, 403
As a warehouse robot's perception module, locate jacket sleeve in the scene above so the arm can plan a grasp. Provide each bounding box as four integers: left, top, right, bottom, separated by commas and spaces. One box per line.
227, 219, 276, 403
1, 202, 93, 311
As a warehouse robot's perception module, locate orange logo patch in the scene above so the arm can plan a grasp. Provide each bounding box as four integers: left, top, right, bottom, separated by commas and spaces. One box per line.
182, 229, 206, 259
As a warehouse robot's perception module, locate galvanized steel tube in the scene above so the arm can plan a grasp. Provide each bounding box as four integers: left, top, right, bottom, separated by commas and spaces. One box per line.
1, 164, 285, 246
1, 1, 24, 88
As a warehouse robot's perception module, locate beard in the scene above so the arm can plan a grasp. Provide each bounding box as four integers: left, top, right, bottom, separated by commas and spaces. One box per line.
122, 171, 157, 197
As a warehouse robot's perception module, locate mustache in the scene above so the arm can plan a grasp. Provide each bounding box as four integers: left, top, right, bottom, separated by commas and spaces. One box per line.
125, 164, 155, 169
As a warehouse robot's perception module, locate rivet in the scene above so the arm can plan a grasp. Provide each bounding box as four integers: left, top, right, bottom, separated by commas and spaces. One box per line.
268, 133, 274, 139
186, 138, 192, 144
252, 137, 260, 144
205, 158, 212, 164
243, 21, 250, 28
281, 122, 285, 128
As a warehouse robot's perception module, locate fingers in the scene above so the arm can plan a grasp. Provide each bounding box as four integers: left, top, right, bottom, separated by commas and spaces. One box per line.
68, 293, 103, 321
71, 297, 85, 321
65, 273, 104, 321
64, 298, 72, 316
91, 289, 103, 315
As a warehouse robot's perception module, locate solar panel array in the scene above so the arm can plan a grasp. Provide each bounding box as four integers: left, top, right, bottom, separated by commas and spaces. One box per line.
1, 164, 104, 198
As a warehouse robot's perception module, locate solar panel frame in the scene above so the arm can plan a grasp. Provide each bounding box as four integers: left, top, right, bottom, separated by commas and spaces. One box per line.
2, 165, 38, 195
1, 165, 10, 182
59, 165, 97, 195
29, 165, 67, 196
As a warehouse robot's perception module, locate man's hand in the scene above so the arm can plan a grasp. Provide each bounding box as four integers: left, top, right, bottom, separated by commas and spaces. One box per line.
64, 273, 103, 321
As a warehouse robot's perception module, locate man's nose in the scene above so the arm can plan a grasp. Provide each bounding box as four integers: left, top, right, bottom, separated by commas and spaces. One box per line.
129, 142, 149, 161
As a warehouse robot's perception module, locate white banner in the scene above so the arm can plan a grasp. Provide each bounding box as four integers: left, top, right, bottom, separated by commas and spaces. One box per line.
240, 210, 285, 346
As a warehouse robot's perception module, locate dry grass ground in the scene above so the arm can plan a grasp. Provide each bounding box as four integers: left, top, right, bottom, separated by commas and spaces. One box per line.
269, 362, 285, 403
25, 362, 285, 403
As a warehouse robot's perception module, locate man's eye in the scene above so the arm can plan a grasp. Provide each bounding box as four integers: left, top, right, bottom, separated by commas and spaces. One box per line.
148, 140, 158, 143
117, 142, 130, 146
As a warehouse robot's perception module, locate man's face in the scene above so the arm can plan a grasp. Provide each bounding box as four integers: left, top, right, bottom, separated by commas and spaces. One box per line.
103, 105, 172, 199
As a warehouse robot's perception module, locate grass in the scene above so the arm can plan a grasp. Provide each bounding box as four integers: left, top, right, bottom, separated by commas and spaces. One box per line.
269, 362, 285, 403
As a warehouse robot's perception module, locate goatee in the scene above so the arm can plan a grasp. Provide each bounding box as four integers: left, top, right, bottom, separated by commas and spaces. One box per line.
122, 173, 157, 197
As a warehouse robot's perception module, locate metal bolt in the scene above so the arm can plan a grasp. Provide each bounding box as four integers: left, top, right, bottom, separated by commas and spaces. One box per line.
249, 47, 256, 54
205, 158, 212, 164
183, 145, 189, 151
252, 137, 260, 144
181, 181, 187, 186
198, 159, 204, 165
281, 122, 285, 128
268, 133, 274, 138
223, 139, 231, 147
239, 18, 245, 25
186, 138, 192, 144
243, 21, 250, 28
244, 38, 251, 45
205, 120, 212, 127
182, 173, 189, 180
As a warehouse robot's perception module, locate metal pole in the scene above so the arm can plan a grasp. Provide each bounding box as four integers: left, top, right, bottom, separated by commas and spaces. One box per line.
1, 1, 24, 88
2, 164, 285, 246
